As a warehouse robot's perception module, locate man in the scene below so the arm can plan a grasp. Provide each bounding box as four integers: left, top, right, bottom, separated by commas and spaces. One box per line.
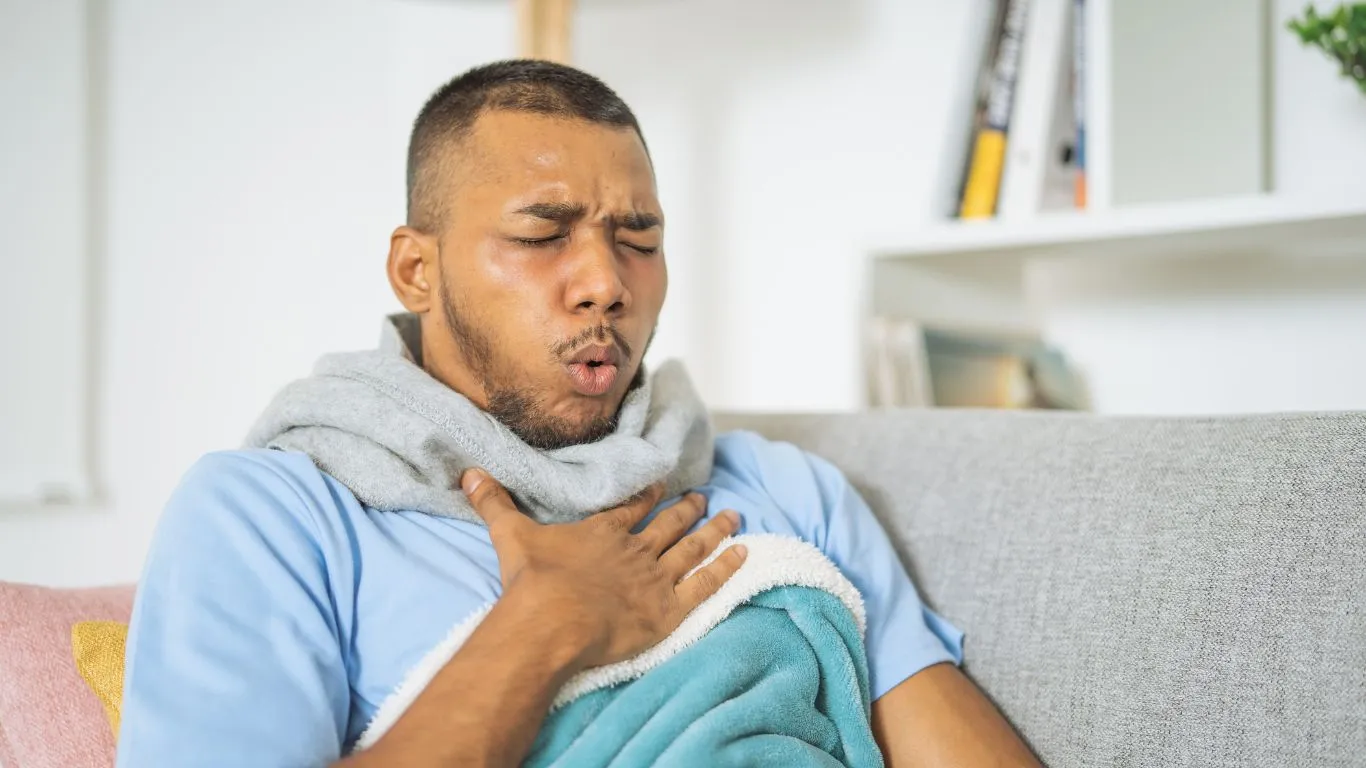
118, 60, 1038, 767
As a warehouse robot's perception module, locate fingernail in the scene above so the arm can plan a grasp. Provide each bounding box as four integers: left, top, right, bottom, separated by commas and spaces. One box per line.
733, 544, 748, 558
461, 468, 485, 495
723, 509, 740, 526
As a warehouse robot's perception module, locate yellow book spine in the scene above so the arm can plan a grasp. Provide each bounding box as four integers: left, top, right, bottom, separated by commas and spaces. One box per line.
959, 129, 1008, 219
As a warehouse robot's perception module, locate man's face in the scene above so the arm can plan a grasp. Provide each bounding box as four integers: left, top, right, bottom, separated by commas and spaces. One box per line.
402, 110, 666, 450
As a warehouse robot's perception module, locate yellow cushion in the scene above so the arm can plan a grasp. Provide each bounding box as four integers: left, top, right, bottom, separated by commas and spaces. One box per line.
70, 620, 128, 738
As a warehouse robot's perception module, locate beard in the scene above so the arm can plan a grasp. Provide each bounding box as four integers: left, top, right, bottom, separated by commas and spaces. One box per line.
440, 282, 648, 451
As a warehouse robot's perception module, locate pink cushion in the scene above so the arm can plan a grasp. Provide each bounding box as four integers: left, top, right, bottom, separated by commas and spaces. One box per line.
0, 582, 135, 768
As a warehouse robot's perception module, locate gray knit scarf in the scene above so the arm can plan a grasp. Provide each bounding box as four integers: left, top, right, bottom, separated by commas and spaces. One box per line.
244, 314, 714, 525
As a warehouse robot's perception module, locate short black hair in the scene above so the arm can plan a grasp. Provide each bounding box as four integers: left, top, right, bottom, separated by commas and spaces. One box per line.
406, 59, 646, 232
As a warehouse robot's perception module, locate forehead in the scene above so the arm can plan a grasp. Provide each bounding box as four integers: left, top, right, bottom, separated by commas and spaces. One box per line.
454, 110, 657, 208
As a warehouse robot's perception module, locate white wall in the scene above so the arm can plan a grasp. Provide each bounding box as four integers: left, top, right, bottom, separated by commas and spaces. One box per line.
0, 0, 513, 585
2, 0, 1364, 585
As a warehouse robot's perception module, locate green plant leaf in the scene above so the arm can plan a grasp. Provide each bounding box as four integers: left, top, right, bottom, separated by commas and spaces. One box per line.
1288, 2, 1366, 95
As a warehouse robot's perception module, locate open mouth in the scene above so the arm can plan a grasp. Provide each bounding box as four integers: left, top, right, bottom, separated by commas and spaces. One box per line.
566, 361, 619, 396
565, 344, 624, 396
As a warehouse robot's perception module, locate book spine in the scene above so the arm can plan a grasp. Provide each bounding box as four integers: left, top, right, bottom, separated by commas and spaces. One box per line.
998, 0, 1071, 219
952, 1, 1010, 218
959, 0, 1031, 220
1072, 0, 1087, 209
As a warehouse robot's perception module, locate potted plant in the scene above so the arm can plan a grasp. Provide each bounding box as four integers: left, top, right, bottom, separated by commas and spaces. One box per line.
1288, 3, 1366, 95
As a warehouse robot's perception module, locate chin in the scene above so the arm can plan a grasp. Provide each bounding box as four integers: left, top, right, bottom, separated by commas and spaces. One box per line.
522, 402, 619, 450
487, 364, 645, 450
559, 393, 623, 424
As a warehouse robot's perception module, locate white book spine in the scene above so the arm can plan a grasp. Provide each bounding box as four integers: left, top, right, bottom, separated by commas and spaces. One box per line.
998, 0, 1072, 219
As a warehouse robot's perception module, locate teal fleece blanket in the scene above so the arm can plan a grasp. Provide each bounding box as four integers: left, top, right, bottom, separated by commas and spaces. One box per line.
525, 585, 883, 767
356, 535, 884, 767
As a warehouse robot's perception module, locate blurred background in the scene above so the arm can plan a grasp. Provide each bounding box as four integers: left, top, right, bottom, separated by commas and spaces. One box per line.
2, 0, 1364, 585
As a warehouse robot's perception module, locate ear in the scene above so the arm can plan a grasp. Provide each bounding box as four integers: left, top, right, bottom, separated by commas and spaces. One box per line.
388, 225, 438, 313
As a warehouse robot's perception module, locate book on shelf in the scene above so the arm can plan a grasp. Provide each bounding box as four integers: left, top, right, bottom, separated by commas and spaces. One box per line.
957, 0, 1029, 220
865, 317, 1087, 410
950, 1, 1009, 219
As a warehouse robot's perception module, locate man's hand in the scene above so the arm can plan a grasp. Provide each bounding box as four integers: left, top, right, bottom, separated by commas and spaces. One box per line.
461, 469, 748, 667
339, 476, 746, 768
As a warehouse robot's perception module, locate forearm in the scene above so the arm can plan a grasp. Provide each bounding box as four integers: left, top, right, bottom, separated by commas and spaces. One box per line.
336, 586, 591, 768
873, 663, 1040, 767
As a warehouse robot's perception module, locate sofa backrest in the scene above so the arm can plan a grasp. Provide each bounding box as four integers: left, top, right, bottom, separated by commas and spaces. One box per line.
7, 411, 1363, 767
716, 409, 1366, 768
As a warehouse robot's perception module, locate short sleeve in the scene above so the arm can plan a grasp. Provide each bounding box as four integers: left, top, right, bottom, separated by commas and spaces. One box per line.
719, 433, 964, 700
117, 452, 352, 768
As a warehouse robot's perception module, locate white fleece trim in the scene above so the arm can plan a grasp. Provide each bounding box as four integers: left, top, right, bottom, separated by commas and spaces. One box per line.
355, 533, 864, 751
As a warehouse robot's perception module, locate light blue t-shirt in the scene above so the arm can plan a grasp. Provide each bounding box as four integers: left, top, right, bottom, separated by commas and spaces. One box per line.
117, 430, 962, 767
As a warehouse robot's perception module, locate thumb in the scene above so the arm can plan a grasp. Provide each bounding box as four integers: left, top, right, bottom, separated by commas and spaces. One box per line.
461, 468, 518, 528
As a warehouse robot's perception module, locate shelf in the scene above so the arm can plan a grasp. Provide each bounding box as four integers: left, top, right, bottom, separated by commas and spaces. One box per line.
871, 196, 1366, 266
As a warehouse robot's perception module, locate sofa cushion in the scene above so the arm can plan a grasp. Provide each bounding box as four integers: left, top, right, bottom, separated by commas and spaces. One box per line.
0, 582, 135, 768
71, 621, 129, 737
717, 410, 1366, 768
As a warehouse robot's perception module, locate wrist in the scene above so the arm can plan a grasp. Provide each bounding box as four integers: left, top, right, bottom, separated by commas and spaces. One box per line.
499, 575, 603, 674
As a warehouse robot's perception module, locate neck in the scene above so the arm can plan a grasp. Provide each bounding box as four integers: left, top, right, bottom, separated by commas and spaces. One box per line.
417, 315, 494, 412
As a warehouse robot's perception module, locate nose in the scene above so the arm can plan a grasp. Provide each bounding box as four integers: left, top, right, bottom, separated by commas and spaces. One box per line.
563, 238, 631, 318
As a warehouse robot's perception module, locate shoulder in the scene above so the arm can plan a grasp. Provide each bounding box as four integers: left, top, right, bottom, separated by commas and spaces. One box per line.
713, 430, 848, 498
178, 447, 337, 490
179, 448, 329, 490
158, 449, 352, 552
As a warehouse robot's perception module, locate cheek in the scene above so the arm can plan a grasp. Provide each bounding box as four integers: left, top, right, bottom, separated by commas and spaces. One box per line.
471, 242, 561, 317
443, 248, 543, 356
626, 254, 666, 303
472, 239, 533, 291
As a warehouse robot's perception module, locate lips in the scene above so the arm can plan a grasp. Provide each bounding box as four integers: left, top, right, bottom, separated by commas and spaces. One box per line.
564, 344, 624, 396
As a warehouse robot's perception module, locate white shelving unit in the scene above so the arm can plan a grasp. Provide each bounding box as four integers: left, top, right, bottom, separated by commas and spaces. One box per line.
864, 0, 1366, 361
866, 195, 1366, 333
874, 196, 1366, 265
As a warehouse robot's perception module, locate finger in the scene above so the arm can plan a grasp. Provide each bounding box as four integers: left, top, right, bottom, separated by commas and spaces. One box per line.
659, 509, 740, 580
637, 492, 708, 552
675, 543, 748, 612
460, 468, 522, 530
607, 482, 667, 531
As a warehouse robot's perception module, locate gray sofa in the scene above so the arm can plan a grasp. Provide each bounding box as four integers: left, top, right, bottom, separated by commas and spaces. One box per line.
717, 409, 1366, 768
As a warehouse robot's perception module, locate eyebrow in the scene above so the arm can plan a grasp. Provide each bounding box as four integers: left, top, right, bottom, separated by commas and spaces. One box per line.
513, 202, 586, 222
510, 202, 660, 231
617, 211, 661, 232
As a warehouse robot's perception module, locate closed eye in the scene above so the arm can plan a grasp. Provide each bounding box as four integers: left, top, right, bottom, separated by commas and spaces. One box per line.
514, 235, 566, 247
514, 235, 656, 254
